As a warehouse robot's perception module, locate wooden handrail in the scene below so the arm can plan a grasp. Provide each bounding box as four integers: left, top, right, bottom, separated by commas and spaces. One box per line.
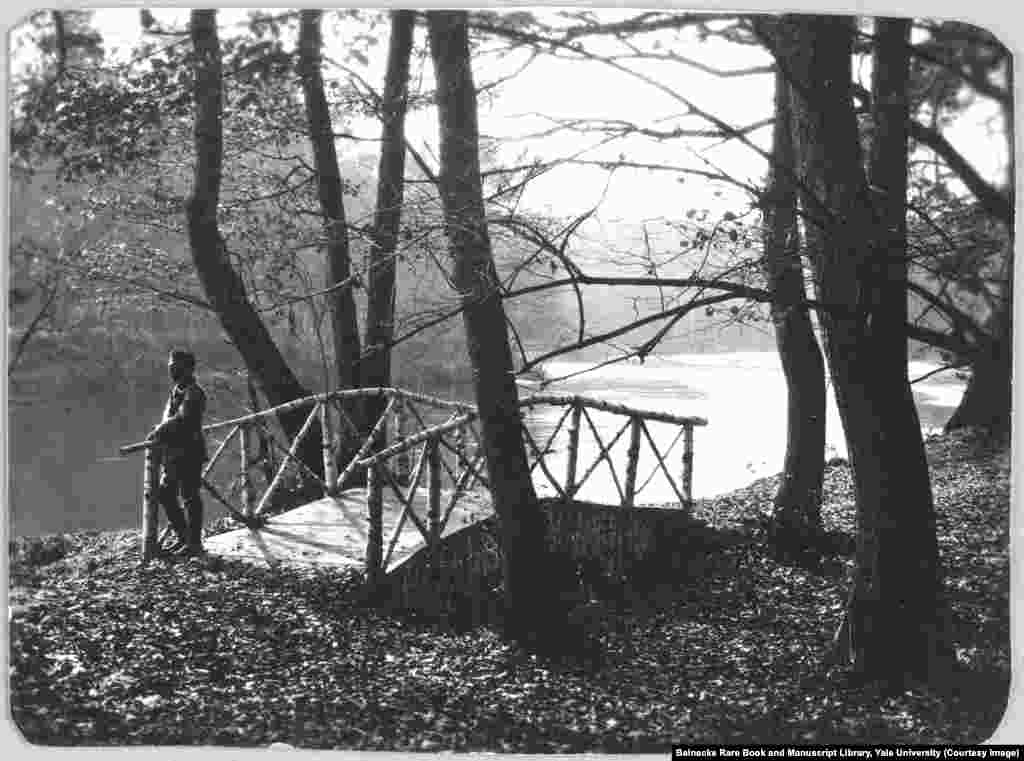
119, 389, 393, 454
121, 387, 703, 455
356, 413, 478, 467
518, 393, 707, 428
127, 384, 707, 573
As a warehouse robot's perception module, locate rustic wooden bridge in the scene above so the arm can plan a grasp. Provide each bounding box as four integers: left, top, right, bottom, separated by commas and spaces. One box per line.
121, 387, 707, 581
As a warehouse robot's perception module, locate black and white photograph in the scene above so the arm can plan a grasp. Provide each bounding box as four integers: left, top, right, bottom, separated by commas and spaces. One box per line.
6, 3, 1017, 750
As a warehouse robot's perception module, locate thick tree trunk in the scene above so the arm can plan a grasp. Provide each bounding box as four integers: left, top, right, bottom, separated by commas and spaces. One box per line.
946, 332, 1012, 433
762, 67, 826, 540
298, 11, 362, 399
363, 10, 415, 432
187, 10, 321, 474
427, 10, 570, 652
947, 75, 1013, 435
947, 65, 1013, 435
778, 15, 948, 682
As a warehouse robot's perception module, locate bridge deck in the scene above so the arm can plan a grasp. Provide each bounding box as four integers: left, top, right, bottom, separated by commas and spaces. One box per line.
203, 488, 493, 572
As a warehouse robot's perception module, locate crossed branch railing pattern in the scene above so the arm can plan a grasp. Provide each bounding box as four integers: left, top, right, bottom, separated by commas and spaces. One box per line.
517, 394, 705, 509
122, 387, 706, 571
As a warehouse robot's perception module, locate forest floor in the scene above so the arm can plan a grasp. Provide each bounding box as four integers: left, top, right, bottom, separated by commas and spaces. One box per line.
8, 428, 1013, 749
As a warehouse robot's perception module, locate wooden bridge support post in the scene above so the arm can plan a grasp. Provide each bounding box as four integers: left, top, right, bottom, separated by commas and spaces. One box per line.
141, 443, 162, 563
453, 426, 466, 467
366, 463, 384, 586
239, 425, 254, 515
320, 401, 338, 497
682, 424, 694, 513
393, 400, 411, 485
564, 403, 582, 499
623, 415, 643, 509
427, 437, 442, 567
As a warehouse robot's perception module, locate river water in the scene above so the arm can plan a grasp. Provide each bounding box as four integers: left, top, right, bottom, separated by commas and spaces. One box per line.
521, 352, 965, 505
8, 351, 964, 536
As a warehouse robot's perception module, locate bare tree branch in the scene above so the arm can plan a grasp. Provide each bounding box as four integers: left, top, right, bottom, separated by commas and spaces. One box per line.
520, 290, 739, 373
906, 280, 988, 348
522, 114, 774, 143
609, 49, 774, 79
9, 282, 60, 375
909, 120, 1013, 225
557, 12, 739, 41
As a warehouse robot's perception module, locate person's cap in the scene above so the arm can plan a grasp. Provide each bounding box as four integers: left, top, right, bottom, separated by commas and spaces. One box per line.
169, 350, 196, 367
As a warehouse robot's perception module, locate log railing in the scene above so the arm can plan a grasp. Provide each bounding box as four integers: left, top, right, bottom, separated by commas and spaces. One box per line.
121, 388, 480, 565
517, 394, 706, 510
121, 387, 706, 571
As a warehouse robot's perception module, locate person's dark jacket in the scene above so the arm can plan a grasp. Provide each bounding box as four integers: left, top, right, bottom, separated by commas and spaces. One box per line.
155, 380, 208, 463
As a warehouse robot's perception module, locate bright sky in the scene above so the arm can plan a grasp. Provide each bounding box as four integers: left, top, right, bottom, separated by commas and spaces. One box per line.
22, 7, 1014, 230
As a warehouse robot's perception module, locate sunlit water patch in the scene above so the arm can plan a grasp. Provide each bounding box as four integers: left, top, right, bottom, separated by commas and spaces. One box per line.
526, 352, 965, 503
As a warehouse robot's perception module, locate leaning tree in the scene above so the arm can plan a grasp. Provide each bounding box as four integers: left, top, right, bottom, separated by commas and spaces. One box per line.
426, 9, 577, 652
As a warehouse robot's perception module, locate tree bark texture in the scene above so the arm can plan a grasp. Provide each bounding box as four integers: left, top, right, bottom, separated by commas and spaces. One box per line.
945, 332, 1012, 433
298, 10, 363, 400
186, 10, 322, 475
362, 10, 415, 437
762, 66, 826, 538
777, 15, 947, 682
427, 10, 568, 650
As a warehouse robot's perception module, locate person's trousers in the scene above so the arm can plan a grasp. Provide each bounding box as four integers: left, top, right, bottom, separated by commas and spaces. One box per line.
159, 458, 204, 547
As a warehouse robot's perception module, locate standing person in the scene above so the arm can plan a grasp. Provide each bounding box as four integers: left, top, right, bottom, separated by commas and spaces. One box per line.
150, 350, 208, 557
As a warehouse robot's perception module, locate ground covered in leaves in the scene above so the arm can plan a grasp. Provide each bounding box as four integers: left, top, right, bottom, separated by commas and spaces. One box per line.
8, 430, 1012, 748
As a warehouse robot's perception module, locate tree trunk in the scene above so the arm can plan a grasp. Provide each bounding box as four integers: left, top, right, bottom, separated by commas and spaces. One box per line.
427, 10, 571, 652
778, 14, 948, 683
947, 69, 1013, 436
187, 10, 321, 475
762, 66, 826, 541
298, 11, 362, 387
52, 11, 67, 78
362, 10, 415, 433
298, 9, 365, 474
946, 332, 1012, 433
1004, 58, 1015, 200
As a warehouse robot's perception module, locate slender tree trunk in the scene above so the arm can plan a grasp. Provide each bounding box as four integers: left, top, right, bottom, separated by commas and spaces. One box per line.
1004, 59, 1015, 200
298, 11, 362, 396
187, 10, 321, 474
778, 15, 948, 682
427, 10, 570, 651
762, 67, 826, 541
298, 9, 366, 477
363, 10, 415, 432
52, 11, 67, 78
